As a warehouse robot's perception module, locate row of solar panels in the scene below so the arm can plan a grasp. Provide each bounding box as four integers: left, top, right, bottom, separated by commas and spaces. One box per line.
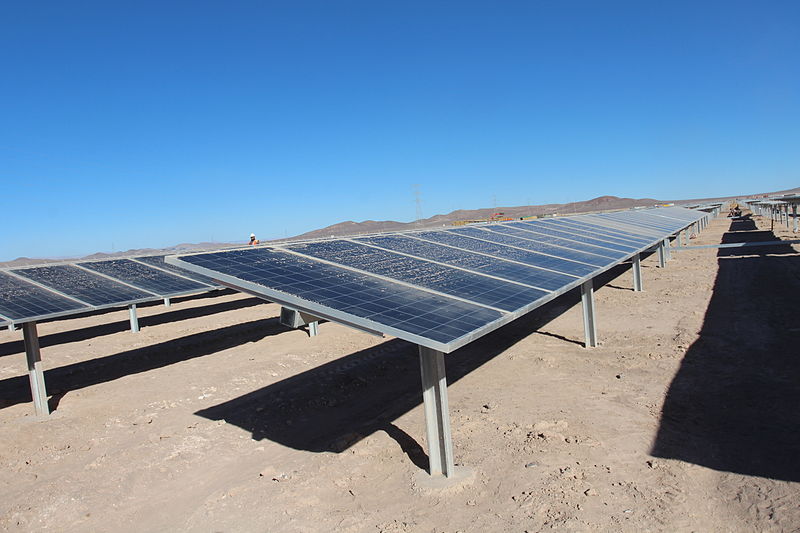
171, 206, 707, 353
0, 255, 223, 326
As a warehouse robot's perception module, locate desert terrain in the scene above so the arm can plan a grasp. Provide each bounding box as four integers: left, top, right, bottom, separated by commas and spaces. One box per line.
1, 210, 799, 532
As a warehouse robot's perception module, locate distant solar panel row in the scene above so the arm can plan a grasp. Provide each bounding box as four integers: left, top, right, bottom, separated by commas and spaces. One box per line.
170, 206, 707, 352
0, 255, 221, 325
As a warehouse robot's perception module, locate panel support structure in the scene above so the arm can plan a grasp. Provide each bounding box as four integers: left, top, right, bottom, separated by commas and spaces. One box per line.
658, 240, 667, 268
308, 321, 319, 337
793, 205, 798, 233
632, 253, 643, 292
129, 304, 140, 333
581, 280, 598, 348
163, 297, 171, 307
418, 346, 455, 478
23, 322, 49, 416
664, 237, 672, 261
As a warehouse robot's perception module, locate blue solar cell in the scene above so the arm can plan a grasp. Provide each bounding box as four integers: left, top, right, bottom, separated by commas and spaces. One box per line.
12, 265, 154, 307
176, 248, 503, 345
537, 218, 653, 245
449, 227, 614, 268
0, 271, 87, 321
134, 255, 219, 286
286, 240, 548, 312
508, 222, 638, 253
597, 212, 682, 232
413, 231, 598, 276
485, 224, 629, 257
79, 259, 207, 296
355, 234, 577, 290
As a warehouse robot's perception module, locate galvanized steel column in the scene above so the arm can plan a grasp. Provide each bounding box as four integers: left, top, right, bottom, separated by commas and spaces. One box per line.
23, 322, 49, 416
129, 304, 140, 333
581, 280, 598, 348
632, 253, 643, 292
418, 346, 455, 477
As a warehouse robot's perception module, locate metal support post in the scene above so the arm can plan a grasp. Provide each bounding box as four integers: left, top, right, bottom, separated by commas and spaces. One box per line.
129, 304, 140, 333
664, 237, 672, 261
682, 229, 689, 246
23, 322, 49, 416
632, 253, 643, 292
580, 280, 598, 348
793, 205, 798, 233
163, 298, 171, 307
658, 240, 667, 268
308, 321, 319, 337
418, 346, 455, 477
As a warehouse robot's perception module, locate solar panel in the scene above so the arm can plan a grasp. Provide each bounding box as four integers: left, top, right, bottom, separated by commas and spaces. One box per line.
12, 264, 155, 307
133, 255, 220, 286
484, 224, 630, 257
533, 218, 653, 246
171, 247, 503, 347
449, 227, 614, 268
507, 222, 638, 253
354, 234, 578, 291
285, 240, 549, 312
528, 219, 649, 248
79, 259, 208, 296
170, 206, 704, 352
414, 230, 599, 276
0, 271, 88, 322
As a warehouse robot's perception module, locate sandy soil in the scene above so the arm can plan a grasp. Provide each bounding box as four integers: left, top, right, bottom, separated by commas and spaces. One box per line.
1, 213, 798, 532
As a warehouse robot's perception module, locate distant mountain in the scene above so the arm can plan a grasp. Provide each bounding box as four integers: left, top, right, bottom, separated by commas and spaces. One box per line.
3, 187, 796, 268
290, 195, 662, 240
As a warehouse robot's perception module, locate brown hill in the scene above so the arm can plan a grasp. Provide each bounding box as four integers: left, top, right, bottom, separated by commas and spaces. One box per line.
291, 195, 662, 240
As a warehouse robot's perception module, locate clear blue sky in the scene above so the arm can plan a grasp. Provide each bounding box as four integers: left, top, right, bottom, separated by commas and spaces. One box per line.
1, 1, 798, 260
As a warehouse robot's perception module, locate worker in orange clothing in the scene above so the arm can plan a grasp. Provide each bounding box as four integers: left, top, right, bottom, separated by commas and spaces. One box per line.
248, 233, 260, 245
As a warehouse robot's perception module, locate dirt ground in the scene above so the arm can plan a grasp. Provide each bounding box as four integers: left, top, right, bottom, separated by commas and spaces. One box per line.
1, 212, 799, 532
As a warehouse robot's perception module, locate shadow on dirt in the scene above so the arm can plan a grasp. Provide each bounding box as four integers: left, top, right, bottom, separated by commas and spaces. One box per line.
194, 260, 643, 460
0, 291, 267, 357
0, 317, 287, 410
651, 216, 800, 482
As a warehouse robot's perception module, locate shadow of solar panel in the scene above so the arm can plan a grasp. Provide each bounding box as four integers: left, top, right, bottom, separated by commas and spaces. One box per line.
449, 227, 614, 268
176, 248, 503, 345
354, 235, 577, 291
286, 240, 548, 312
79, 259, 207, 296
0, 272, 87, 321
414, 231, 598, 276
12, 265, 154, 307
134, 255, 219, 286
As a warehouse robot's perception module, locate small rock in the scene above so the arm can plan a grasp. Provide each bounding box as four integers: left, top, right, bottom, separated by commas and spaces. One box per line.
584, 488, 598, 496
525, 462, 539, 468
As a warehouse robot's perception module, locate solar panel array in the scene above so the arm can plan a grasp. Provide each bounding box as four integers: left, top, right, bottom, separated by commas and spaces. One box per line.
171, 206, 706, 352
0, 255, 222, 325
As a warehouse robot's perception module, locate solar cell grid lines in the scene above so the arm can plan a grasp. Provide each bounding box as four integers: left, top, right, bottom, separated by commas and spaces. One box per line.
449, 227, 614, 268
507, 222, 638, 253
79, 259, 208, 296
537, 218, 653, 245
286, 240, 549, 312
175, 247, 504, 347
0, 271, 87, 321
133, 255, 219, 286
414, 230, 599, 277
13, 264, 154, 307
484, 224, 630, 257
354, 234, 578, 291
